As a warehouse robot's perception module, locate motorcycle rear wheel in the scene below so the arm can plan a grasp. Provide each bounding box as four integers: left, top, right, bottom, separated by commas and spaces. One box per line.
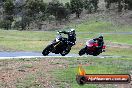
60, 46, 71, 56
92, 49, 101, 56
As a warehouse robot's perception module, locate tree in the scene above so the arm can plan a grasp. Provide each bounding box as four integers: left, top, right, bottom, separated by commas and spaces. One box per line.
70, 0, 83, 18
56, 5, 70, 22
25, 0, 44, 19
91, 0, 99, 12
64, 2, 71, 20
0, 0, 4, 6
104, 0, 123, 12
3, 0, 14, 29
65, 2, 71, 12
84, 0, 93, 13
124, 0, 132, 10
128, 0, 132, 10
47, 0, 70, 23
18, 0, 47, 30
47, 1, 62, 18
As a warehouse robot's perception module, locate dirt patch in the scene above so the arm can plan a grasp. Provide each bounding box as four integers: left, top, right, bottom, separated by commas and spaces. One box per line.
0, 57, 131, 88
0, 58, 68, 88
106, 42, 132, 49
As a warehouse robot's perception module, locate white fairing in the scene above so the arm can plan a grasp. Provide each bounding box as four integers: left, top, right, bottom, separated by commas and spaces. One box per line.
70, 29, 75, 31
86, 41, 89, 46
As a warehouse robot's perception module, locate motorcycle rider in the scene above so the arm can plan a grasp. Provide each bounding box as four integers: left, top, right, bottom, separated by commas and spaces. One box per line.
93, 35, 104, 51
57, 29, 76, 47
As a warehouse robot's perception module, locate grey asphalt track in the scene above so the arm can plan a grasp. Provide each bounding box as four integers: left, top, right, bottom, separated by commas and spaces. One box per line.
0, 52, 78, 59
0, 51, 125, 59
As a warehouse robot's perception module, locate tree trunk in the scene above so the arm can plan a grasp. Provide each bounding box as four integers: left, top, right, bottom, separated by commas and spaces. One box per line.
76, 12, 80, 18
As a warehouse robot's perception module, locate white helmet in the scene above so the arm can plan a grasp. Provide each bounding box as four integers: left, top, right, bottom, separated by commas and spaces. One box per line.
70, 28, 75, 32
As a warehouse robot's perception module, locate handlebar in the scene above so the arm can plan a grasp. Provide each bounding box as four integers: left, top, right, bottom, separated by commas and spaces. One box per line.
57, 31, 62, 35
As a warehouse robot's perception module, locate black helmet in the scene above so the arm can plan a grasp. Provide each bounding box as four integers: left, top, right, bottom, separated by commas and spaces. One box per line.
99, 35, 103, 39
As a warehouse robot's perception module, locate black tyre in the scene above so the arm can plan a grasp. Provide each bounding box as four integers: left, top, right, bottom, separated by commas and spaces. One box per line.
93, 49, 100, 56
60, 46, 71, 56
93, 53, 98, 56
79, 48, 86, 56
76, 76, 86, 85
42, 45, 52, 56
93, 51, 100, 56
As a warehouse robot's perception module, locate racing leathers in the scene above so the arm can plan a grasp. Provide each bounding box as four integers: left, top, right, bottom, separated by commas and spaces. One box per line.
59, 31, 76, 46
93, 37, 104, 49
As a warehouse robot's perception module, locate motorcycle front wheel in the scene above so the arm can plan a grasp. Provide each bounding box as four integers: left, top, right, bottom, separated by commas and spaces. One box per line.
42, 45, 52, 56
79, 48, 86, 56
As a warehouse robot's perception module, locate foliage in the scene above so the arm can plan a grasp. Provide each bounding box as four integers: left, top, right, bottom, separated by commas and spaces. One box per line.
0, 20, 12, 30
47, 0, 70, 22
3, 0, 14, 15
125, 0, 132, 10
19, 0, 47, 30
65, 2, 71, 10
2, 0, 14, 30
0, 0, 132, 30
70, 0, 83, 18
104, 0, 132, 12
83, 0, 99, 13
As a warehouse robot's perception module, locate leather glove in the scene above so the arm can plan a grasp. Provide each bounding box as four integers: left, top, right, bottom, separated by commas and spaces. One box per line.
57, 31, 60, 34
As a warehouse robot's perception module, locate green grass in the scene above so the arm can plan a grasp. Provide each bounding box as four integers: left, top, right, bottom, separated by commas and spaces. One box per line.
75, 20, 132, 33
0, 5, 132, 88
0, 16, 132, 52
0, 30, 56, 41
0, 30, 56, 51
0, 57, 132, 88
16, 74, 42, 88
104, 47, 132, 57
11, 57, 130, 88
0, 29, 132, 52
53, 57, 132, 88
105, 34, 132, 44
77, 33, 132, 44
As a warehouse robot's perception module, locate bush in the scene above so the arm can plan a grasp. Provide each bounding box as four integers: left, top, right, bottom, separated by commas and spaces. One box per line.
0, 20, 12, 30
47, 0, 70, 22
127, 0, 132, 10
70, 0, 83, 18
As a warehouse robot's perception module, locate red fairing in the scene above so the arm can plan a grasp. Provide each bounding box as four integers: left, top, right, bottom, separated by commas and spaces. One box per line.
86, 39, 106, 50
79, 39, 106, 56
86, 39, 98, 47
93, 43, 98, 47
102, 45, 106, 49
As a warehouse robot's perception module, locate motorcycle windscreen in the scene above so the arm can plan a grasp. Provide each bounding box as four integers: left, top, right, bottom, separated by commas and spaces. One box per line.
86, 39, 95, 47
56, 35, 62, 42
56, 38, 60, 42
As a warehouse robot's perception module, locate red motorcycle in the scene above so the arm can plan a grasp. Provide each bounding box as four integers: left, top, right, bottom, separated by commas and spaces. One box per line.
79, 39, 106, 56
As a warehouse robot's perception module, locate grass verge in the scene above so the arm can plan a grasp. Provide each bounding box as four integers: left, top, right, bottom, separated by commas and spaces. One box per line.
53, 57, 132, 88
0, 57, 132, 88
0, 30, 132, 52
